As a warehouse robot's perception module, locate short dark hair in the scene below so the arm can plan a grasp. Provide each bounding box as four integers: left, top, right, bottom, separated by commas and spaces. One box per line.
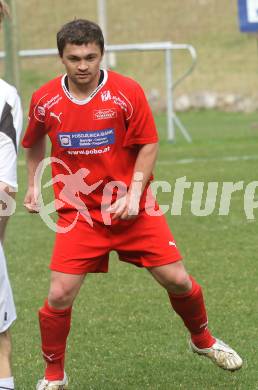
57, 19, 104, 57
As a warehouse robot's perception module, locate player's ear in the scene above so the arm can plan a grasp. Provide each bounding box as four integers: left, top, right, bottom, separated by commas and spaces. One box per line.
59, 43, 68, 63
60, 51, 65, 64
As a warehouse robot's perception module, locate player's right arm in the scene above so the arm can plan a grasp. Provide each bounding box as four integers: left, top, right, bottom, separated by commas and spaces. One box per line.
22, 92, 48, 213
23, 137, 46, 213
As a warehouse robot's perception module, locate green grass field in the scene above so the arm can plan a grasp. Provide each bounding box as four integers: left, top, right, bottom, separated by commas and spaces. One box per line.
4, 110, 258, 389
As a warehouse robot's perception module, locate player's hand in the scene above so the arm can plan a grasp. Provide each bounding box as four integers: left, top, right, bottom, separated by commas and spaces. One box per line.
107, 192, 140, 220
23, 186, 41, 213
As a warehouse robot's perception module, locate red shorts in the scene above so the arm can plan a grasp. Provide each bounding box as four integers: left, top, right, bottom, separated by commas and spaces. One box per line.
50, 210, 182, 274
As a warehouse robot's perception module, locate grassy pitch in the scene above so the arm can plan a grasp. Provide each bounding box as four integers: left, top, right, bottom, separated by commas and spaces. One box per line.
5, 110, 258, 389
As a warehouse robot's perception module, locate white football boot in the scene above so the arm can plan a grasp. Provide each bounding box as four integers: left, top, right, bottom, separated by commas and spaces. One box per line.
190, 338, 243, 371
36, 372, 68, 390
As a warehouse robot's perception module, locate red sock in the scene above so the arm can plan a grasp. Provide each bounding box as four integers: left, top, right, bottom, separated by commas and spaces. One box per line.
168, 276, 215, 349
39, 300, 72, 381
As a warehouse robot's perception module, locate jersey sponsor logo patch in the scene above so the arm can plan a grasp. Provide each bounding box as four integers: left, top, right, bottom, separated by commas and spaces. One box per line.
58, 128, 115, 149
59, 134, 72, 147
93, 109, 117, 120
37, 106, 45, 117
43, 94, 63, 110
34, 94, 63, 123
100, 90, 133, 120
101, 90, 112, 101
112, 94, 128, 111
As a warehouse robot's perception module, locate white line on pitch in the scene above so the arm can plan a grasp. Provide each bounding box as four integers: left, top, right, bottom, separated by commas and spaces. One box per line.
157, 155, 258, 165
18, 154, 258, 167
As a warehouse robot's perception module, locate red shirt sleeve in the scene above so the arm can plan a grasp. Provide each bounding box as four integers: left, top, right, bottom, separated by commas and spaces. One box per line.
123, 82, 159, 147
22, 92, 48, 148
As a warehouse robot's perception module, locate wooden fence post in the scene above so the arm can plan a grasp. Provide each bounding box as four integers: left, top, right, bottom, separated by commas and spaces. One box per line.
3, 0, 20, 89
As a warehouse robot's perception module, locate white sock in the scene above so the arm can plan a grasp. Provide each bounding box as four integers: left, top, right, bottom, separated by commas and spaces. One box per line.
0, 376, 14, 389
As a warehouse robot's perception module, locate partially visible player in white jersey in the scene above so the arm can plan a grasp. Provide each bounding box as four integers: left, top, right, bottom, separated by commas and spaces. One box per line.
0, 2, 23, 389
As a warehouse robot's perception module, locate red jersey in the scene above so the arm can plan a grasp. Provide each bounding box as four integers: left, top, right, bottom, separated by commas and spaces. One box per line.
22, 70, 158, 214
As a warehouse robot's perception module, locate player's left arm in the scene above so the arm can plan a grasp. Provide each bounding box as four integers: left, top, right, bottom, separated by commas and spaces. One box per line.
110, 142, 158, 220
109, 80, 159, 220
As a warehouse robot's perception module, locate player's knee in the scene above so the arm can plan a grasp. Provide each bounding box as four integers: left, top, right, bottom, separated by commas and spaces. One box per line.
164, 272, 191, 293
48, 285, 74, 308
0, 330, 12, 357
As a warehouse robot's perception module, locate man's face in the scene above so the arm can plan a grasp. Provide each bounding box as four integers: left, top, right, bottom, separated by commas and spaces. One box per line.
61, 42, 103, 87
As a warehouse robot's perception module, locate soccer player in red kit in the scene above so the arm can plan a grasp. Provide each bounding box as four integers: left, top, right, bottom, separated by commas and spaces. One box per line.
22, 19, 242, 390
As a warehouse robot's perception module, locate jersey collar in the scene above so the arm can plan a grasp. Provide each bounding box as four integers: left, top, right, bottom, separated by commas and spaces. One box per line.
61, 69, 108, 105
